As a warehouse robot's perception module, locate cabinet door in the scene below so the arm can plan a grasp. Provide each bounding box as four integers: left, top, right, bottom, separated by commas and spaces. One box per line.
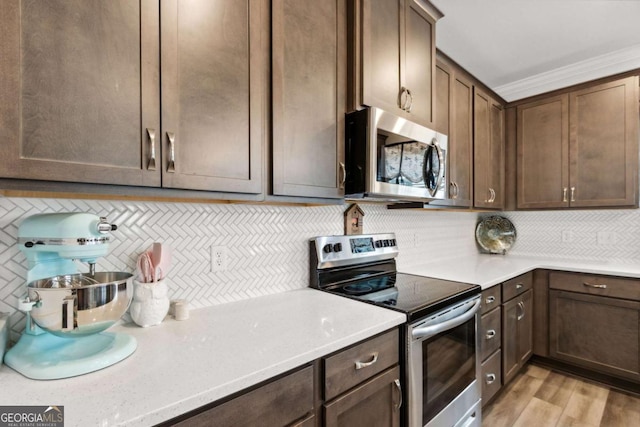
502, 289, 532, 384
0, 0, 160, 187
451, 74, 474, 206
517, 95, 570, 209
474, 90, 504, 209
404, 0, 436, 127
324, 366, 401, 427
360, 0, 402, 114
518, 289, 533, 367
549, 290, 640, 381
435, 60, 473, 207
569, 76, 639, 208
272, 0, 346, 199
160, 0, 266, 194
488, 98, 505, 209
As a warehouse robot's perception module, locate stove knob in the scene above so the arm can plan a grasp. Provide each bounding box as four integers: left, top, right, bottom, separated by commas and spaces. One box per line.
391, 239, 396, 246
323, 244, 333, 254
383, 240, 389, 247
333, 243, 343, 253
374, 240, 382, 248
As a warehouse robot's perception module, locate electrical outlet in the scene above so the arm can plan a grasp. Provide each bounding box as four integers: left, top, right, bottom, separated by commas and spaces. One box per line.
211, 246, 227, 272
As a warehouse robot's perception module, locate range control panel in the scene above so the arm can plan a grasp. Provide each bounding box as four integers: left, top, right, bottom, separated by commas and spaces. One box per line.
311, 233, 398, 270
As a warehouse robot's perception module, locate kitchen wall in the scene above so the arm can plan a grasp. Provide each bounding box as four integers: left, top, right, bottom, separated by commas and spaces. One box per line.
2, 196, 639, 341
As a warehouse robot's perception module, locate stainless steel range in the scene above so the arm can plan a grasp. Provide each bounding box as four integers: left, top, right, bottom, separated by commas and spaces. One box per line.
310, 233, 482, 427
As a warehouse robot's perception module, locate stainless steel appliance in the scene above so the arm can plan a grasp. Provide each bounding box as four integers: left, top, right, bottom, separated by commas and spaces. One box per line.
310, 233, 481, 427
345, 107, 448, 202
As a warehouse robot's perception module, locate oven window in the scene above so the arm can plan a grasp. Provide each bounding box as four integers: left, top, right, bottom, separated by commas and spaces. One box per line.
422, 316, 476, 425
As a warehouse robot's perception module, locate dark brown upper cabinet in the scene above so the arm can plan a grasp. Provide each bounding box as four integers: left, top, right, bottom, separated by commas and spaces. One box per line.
474, 88, 505, 209
271, 0, 346, 199
0, 0, 267, 196
0, 0, 160, 187
435, 58, 473, 207
517, 76, 639, 209
160, 0, 266, 194
350, 0, 441, 128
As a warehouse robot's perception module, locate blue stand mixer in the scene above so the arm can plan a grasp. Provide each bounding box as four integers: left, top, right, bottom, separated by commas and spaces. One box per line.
4, 212, 137, 380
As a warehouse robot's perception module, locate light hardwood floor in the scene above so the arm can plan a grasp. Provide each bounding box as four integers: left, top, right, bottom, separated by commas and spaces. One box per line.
482, 364, 640, 427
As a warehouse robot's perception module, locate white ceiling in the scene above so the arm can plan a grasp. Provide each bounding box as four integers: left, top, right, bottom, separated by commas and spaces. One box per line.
430, 0, 640, 102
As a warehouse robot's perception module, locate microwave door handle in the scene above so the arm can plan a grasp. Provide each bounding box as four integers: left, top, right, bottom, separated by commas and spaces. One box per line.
411, 298, 480, 340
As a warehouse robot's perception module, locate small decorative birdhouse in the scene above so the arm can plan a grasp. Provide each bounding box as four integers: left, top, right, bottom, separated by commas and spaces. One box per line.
344, 203, 365, 235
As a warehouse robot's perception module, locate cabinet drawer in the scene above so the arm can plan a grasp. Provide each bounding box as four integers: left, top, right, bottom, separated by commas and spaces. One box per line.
480, 307, 501, 361
481, 285, 502, 315
502, 271, 533, 302
549, 271, 640, 302
324, 329, 399, 401
172, 365, 314, 426
481, 349, 502, 406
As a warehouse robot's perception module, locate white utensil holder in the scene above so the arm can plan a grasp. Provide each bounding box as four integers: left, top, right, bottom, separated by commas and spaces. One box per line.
130, 279, 170, 327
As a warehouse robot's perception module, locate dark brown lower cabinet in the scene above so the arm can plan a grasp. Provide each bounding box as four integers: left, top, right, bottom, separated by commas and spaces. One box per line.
502, 289, 533, 384
324, 366, 401, 427
169, 364, 315, 427
549, 290, 640, 382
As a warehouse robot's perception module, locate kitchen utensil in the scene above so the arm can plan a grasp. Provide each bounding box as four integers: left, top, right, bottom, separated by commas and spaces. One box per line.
475, 215, 517, 254
151, 242, 171, 281
138, 252, 156, 283
4, 212, 136, 380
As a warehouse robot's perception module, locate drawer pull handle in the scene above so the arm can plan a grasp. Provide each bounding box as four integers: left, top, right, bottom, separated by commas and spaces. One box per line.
355, 352, 378, 370
486, 329, 496, 339
583, 282, 607, 289
393, 379, 403, 411
485, 373, 496, 385
485, 296, 495, 304
516, 283, 523, 290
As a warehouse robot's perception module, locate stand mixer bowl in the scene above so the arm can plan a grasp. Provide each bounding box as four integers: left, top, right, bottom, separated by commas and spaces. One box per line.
27, 271, 133, 337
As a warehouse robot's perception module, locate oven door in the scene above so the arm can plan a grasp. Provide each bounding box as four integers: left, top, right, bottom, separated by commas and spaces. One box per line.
408, 296, 481, 427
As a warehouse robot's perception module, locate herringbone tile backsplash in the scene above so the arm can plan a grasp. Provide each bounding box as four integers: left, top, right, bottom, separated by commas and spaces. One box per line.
2, 196, 639, 342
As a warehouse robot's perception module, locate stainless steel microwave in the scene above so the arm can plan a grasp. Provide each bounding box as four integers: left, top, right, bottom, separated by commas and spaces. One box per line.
345, 107, 449, 202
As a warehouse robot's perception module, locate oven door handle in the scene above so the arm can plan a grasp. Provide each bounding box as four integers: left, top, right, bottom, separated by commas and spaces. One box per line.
411, 298, 480, 340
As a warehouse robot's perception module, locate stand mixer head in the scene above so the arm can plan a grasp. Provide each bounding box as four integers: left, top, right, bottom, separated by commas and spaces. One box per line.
4, 212, 137, 380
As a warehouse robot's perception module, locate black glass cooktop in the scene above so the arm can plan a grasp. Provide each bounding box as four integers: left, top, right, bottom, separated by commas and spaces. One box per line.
325, 272, 481, 322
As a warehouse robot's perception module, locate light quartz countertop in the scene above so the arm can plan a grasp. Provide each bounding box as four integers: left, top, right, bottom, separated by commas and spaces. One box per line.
0, 289, 405, 426
402, 253, 640, 289
3, 254, 640, 426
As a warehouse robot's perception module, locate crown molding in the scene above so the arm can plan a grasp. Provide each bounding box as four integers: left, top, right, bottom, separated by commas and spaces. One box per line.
495, 44, 640, 102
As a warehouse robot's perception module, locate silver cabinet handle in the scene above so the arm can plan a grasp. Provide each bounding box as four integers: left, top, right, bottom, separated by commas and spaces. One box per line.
355, 352, 378, 370
570, 186, 576, 202
583, 282, 607, 289
398, 87, 408, 111
405, 88, 413, 112
516, 283, 523, 290
562, 187, 568, 202
485, 296, 495, 305
486, 329, 496, 339
450, 182, 456, 199
339, 162, 346, 188
517, 301, 525, 321
489, 188, 496, 203
166, 131, 176, 173
485, 373, 496, 385
455, 182, 459, 198
393, 379, 402, 411
146, 128, 157, 171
